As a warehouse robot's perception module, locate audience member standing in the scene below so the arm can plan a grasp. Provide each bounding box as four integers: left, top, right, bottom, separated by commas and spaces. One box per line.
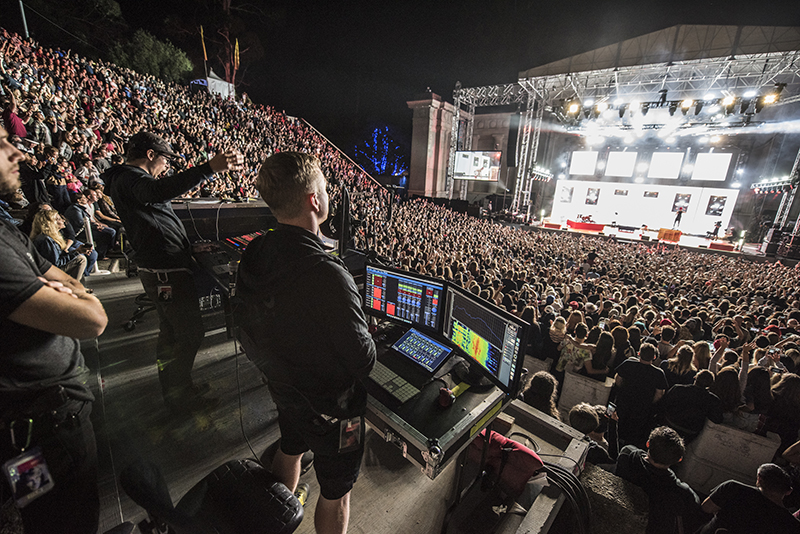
614, 343, 669, 448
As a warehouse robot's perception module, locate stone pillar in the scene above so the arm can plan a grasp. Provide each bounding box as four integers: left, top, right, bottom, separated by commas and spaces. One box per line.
407, 93, 455, 198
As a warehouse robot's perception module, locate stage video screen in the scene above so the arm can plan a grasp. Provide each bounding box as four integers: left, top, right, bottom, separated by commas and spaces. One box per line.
453, 151, 501, 181
605, 151, 638, 178
691, 153, 732, 181
648, 152, 684, 179
569, 151, 598, 176
443, 285, 527, 393
364, 264, 444, 333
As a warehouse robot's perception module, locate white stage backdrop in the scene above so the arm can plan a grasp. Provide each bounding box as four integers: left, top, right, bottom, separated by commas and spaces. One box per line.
550, 180, 739, 235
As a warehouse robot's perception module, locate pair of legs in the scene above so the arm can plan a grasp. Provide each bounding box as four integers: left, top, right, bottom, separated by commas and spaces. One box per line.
273, 450, 350, 534
139, 270, 206, 404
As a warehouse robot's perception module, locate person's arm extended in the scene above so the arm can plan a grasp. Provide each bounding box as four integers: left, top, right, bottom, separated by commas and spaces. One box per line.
129, 152, 242, 204
8, 266, 107, 339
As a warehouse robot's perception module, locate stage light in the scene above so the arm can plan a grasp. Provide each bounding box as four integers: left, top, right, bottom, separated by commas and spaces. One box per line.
658, 89, 668, 105
744, 90, 757, 98
641, 103, 650, 116
704, 93, 716, 100
666, 136, 676, 144
614, 98, 624, 106
567, 101, 580, 115
631, 101, 641, 114
619, 104, 628, 118
584, 99, 594, 107
623, 135, 634, 144
710, 135, 721, 143
635, 177, 644, 183
756, 93, 778, 112
699, 136, 709, 143
722, 95, 735, 114
668, 101, 678, 116
731, 182, 740, 188
694, 101, 704, 115
740, 99, 751, 114
736, 168, 743, 174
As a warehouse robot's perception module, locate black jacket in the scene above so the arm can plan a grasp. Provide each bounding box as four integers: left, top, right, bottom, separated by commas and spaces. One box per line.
104, 163, 212, 269
237, 224, 376, 417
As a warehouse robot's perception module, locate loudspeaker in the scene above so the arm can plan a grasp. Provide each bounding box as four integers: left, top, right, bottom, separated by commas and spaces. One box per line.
507, 111, 520, 168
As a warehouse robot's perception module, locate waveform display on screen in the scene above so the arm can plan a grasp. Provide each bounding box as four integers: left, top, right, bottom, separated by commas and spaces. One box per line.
450, 320, 499, 374
444, 286, 526, 393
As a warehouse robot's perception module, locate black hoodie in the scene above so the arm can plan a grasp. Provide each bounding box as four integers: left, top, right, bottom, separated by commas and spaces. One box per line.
237, 224, 375, 417
104, 163, 213, 269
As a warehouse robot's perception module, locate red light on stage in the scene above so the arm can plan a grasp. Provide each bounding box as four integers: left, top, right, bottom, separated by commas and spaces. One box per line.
386, 303, 396, 315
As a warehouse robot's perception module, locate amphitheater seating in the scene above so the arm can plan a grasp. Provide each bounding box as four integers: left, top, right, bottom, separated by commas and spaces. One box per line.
673, 419, 781, 494
557, 371, 614, 416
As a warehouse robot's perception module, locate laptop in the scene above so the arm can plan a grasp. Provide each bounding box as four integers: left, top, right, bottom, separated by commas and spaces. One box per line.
369, 328, 453, 404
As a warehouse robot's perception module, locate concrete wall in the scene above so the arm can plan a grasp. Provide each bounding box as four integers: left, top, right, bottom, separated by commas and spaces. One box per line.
407, 94, 455, 198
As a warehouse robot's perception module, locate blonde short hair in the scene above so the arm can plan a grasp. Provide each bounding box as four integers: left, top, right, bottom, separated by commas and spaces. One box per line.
256, 152, 323, 219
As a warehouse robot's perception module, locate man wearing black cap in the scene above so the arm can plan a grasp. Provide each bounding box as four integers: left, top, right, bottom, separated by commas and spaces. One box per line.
105, 131, 243, 413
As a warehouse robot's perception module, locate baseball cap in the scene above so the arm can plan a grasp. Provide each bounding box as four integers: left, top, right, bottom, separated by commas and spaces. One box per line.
127, 131, 179, 159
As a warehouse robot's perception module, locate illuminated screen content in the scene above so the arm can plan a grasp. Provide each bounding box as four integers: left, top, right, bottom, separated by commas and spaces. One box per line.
648, 152, 684, 179
443, 286, 526, 392
453, 151, 501, 181
364, 265, 444, 331
605, 151, 638, 178
691, 153, 732, 181
569, 151, 599, 176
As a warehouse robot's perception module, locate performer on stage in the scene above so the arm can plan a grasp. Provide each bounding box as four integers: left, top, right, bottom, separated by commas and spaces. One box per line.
673, 207, 685, 229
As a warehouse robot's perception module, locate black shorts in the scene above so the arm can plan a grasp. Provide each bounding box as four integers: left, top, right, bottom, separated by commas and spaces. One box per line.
277, 406, 365, 500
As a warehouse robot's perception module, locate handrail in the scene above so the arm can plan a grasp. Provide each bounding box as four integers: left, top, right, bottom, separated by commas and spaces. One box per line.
299, 118, 386, 192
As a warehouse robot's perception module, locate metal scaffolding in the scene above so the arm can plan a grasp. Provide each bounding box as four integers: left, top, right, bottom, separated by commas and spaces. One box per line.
450, 48, 800, 217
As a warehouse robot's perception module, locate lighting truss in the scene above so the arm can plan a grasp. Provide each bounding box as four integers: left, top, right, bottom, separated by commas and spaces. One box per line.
450, 49, 800, 213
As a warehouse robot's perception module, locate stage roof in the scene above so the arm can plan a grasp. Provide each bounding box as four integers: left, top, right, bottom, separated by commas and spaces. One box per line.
520, 25, 800, 78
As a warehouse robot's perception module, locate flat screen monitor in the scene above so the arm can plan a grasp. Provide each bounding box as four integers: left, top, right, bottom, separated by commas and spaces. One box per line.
453, 151, 501, 181
691, 152, 732, 181
647, 152, 684, 179
605, 151, 638, 178
442, 284, 528, 394
363, 264, 445, 333
569, 151, 598, 176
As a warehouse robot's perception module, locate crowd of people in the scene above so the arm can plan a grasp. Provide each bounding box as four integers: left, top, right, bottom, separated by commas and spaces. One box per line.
3, 25, 800, 534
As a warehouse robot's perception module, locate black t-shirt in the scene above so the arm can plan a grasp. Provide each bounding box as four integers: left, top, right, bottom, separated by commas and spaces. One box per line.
615, 359, 669, 419
661, 384, 724, 435
0, 220, 94, 406
700, 480, 800, 534
615, 445, 699, 534
659, 361, 697, 389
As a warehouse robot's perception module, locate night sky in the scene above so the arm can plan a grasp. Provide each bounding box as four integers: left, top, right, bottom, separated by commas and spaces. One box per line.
6, 0, 800, 153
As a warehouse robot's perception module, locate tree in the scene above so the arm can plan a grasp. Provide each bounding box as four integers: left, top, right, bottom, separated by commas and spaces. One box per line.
109, 30, 193, 83
353, 126, 409, 177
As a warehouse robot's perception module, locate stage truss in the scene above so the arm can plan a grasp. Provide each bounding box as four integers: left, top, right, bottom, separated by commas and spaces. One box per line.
448, 49, 800, 218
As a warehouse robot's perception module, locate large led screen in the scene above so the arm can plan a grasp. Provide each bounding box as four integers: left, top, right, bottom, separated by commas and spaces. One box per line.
691, 153, 733, 181
605, 151, 638, 178
453, 151, 501, 181
569, 151, 599, 176
648, 152, 684, 179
